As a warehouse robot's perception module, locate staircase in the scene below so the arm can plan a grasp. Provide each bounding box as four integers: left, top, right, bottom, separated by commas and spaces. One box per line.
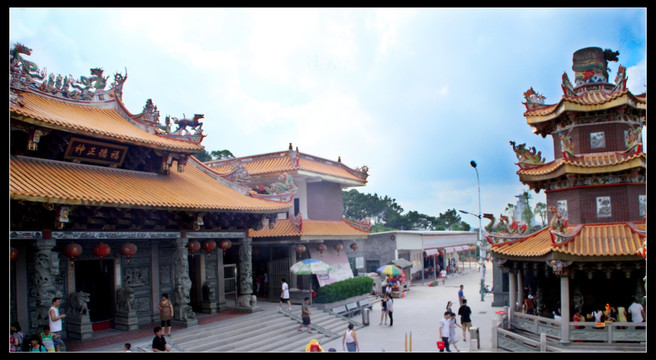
129, 299, 370, 352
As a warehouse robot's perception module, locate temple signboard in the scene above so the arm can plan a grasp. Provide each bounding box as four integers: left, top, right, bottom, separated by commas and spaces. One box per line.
64, 137, 128, 166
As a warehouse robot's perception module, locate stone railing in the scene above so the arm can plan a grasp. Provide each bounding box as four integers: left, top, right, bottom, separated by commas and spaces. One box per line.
511, 312, 646, 344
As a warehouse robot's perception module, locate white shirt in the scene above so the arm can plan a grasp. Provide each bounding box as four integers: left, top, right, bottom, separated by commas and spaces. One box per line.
628, 302, 644, 322
281, 282, 289, 299
592, 310, 603, 322
49, 306, 62, 332
439, 317, 450, 338
344, 329, 355, 343
440, 270, 447, 278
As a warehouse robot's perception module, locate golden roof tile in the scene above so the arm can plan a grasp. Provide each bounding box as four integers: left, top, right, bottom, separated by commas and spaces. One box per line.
11, 92, 203, 153
249, 219, 369, 238
489, 222, 646, 258
10, 155, 289, 213
207, 151, 367, 184
517, 152, 645, 178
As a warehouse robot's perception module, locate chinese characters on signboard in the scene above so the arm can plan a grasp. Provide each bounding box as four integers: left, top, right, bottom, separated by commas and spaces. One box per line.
64, 137, 128, 166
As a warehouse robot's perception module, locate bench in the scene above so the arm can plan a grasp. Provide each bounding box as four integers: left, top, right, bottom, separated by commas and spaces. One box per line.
357, 298, 373, 311
330, 305, 348, 316
346, 302, 359, 317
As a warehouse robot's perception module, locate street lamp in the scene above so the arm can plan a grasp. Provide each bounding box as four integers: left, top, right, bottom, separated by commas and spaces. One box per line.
468, 160, 486, 301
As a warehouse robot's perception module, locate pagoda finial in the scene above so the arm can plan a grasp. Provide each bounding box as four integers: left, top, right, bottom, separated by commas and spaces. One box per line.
338, 156, 341, 163
289, 142, 293, 150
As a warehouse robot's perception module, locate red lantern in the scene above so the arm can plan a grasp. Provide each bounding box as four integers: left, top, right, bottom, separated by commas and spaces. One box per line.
350, 243, 359, 252
317, 244, 327, 254
334, 243, 344, 255
10, 247, 19, 262
187, 240, 201, 254
295, 244, 306, 254
119, 242, 137, 264
202, 240, 217, 254
92, 242, 111, 261
218, 239, 232, 254
64, 242, 82, 262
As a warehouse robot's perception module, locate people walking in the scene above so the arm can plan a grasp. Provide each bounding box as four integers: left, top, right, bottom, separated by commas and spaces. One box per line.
279, 278, 291, 311
158, 293, 174, 337
297, 297, 312, 333
458, 285, 465, 305
449, 311, 462, 352
458, 299, 472, 341
48, 297, 66, 352
342, 322, 359, 352
446, 300, 453, 314
40, 325, 57, 352
439, 311, 451, 352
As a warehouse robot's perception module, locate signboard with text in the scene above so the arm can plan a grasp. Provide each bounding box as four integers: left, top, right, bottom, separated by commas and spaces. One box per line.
64, 137, 129, 166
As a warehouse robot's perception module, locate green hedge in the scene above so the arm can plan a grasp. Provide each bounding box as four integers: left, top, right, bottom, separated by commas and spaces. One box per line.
314, 276, 373, 303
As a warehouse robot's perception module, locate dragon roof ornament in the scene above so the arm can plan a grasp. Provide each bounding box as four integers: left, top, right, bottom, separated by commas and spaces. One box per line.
509, 141, 545, 169
250, 173, 297, 203
483, 213, 532, 246
522, 87, 547, 110
10, 43, 127, 103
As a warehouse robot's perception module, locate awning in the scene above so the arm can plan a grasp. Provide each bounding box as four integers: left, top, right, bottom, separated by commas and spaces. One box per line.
424, 248, 439, 256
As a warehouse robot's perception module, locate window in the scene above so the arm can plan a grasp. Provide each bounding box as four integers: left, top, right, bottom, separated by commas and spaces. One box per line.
294, 198, 300, 216
557, 200, 568, 219
596, 196, 611, 217
590, 131, 606, 149
639, 195, 646, 217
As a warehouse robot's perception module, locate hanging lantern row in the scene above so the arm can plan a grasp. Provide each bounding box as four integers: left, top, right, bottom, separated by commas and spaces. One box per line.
334, 243, 344, 255
202, 239, 217, 254
10, 247, 19, 262
64, 242, 83, 266
218, 239, 232, 254
92, 242, 111, 261
317, 243, 327, 256
188, 240, 201, 254
296, 244, 306, 254
119, 242, 138, 264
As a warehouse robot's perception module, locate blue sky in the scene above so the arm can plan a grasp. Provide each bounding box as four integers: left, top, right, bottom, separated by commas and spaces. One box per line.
9, 8, 647, 229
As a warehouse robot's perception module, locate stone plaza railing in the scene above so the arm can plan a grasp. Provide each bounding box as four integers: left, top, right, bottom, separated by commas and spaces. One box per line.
510, 312, 646, 344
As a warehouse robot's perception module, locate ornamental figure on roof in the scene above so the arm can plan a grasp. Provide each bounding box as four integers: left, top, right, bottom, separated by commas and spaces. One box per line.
624, 125, 643, 154
509, 141, 545, 168
548, 206, 568, 233
71, 67, 109, 93
559, 130, 576, 160
172, 114, 204, 133
572, 47, 619, 86
255, 173, 297, 195
522, 87, 546, 110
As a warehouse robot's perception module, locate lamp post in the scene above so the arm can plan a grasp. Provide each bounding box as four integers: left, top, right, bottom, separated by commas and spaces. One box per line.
466, 160, 486, 301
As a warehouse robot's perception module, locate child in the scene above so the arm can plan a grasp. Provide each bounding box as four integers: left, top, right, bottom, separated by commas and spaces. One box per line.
124, 343, 132, 352
449, 311, 462, 352
29, 335, 47, 352
379, 293, 388, 325
40, 325, 58, 352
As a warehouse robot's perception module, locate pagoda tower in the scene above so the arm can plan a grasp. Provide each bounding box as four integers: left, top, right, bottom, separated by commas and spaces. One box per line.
487, 47, 646, 345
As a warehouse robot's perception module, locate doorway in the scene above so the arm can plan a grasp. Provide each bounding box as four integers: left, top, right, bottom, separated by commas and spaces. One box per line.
74, 259, 114, 326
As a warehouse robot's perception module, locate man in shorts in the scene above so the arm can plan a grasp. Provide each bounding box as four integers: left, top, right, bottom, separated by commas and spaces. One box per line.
279, 278, 291, 311
297, 297, 312, 333
458, 299, 472, 341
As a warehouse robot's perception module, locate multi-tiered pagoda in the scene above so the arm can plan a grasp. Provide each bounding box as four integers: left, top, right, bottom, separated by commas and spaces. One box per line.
488, 47, 646, 344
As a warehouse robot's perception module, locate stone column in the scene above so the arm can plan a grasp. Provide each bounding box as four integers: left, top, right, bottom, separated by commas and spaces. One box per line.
32, 239, 63, 334
216, 250, 227, 310
517, 270, 524, 311
235, 237, 259, 313
560, 275, 570, 344
171, 237, 198, 328
508, 271, 516, 322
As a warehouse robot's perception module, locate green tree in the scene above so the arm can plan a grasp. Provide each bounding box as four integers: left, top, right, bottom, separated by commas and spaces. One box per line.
534, 202, 547, 227
194, 149, 235, 162
194, 149, 212, 162
505, 203, 515, 221
520, 190, 533, 226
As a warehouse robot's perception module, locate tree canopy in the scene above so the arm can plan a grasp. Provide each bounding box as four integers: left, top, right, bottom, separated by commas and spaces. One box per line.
343, 189, 471, 232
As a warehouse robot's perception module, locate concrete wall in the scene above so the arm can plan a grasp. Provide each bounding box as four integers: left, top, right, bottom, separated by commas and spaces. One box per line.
306, 181, 343, 220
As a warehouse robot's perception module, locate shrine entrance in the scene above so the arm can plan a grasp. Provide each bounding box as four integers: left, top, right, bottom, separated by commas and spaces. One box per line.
74, 259, 115, 330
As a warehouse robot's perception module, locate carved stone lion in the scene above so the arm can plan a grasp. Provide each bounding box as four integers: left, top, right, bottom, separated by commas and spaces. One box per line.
69, 291, 90, 319
116, 287, 136, 313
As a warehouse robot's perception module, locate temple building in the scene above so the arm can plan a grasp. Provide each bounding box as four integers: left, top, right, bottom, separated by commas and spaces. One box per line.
488, 46, 646, 344
204, 145, 371, 302
9, 44, 291, 341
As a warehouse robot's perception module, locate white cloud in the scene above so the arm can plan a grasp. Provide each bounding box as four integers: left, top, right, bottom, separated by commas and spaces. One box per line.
366, 8, 417, 54
626, 58, 647, 94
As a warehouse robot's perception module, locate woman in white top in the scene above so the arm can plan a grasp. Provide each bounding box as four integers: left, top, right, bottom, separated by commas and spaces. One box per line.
342, 323, 359, 352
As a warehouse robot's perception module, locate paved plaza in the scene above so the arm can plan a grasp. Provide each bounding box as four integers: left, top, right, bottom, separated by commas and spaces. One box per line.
320, 261, 501, 352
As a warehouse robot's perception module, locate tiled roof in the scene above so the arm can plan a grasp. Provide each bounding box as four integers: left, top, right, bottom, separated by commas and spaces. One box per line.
249, 219, 369, 239
517, 152, 645, 179
489, 222, 646, 258
524, 89, 646, 123
11, 92, 203, 153
207, 151, 367, 184
10, 155, 290, 213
